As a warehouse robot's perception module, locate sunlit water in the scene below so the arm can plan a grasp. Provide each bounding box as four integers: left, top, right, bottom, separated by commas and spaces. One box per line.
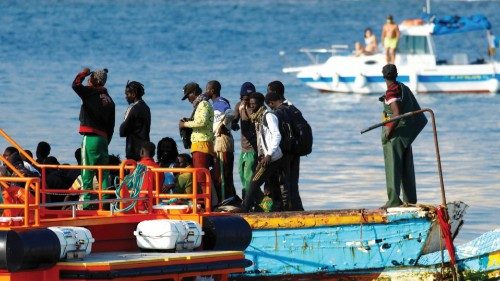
0, 0, 499, 243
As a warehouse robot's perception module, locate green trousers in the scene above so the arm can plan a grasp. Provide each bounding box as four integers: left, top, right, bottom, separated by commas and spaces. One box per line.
81, 135, 110, 202
382, 136, 417, 207
238, 151, 256, 199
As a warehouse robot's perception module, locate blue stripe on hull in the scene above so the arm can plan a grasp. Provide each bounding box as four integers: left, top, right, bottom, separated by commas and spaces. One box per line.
299, 76, 410, 84
299, 75, 498, 85
417, 74, 495, 82
241, 218, 432, 277
300, 77, 333, 83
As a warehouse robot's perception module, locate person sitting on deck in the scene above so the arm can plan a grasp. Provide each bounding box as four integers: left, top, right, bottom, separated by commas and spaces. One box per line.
1, 147, 39, 216
136, 141, 164, 212
43, 156, 75, 207
157, 137, 179, 193
1, 147, 40, 180
17, 149, 40, 176
355, 28, 378, 56
36, 141, 51, 165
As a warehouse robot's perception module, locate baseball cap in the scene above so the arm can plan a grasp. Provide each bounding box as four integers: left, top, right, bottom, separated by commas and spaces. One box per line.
182, 82, 201, 100
240, 82, 256, 96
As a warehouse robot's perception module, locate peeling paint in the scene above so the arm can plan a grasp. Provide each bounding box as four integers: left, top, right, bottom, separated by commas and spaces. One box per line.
235, 203, 477, 279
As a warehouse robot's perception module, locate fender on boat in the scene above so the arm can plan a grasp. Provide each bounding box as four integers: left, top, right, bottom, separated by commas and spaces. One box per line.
331, 72, 340, 89
0, 229, 60, 272
487, 77, 499, 93
354, 73, 367, 90
202, 215, 252, 251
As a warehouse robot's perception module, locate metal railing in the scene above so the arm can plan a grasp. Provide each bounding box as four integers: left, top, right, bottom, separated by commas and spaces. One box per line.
0, 128, 215, 227
0, 177, 40, 227
360, 108, 447, 206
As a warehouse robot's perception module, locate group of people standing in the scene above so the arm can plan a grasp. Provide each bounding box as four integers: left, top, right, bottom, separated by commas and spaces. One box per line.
68, 63, 429, 212
72, 67, 309, 212
1, 63, 426, 213
178, 80, 309, 212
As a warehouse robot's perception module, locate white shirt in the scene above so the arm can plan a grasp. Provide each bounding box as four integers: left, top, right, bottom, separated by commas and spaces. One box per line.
23, 161, 40, 176
257, 111, 282, 162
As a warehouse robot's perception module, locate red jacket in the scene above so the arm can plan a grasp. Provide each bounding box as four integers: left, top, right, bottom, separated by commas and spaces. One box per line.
136, 157, 164, 212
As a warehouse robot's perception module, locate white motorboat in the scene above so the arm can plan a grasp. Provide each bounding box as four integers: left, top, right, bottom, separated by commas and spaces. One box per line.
283, 13, 500, 94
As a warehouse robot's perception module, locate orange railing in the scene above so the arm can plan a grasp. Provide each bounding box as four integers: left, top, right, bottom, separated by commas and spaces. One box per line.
151, 167, 213, 213
0, 128, 215, 227
0, 177, 40, 227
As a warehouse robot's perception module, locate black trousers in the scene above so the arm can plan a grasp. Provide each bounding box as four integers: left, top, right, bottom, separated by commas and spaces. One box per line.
242, 158, 282, 212
281, 153, 304, 211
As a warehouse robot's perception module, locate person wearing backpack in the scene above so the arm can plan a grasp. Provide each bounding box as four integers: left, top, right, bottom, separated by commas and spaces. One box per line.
265, 89, 298, 211
241, 92, 283, 212
266, 81, 312, 211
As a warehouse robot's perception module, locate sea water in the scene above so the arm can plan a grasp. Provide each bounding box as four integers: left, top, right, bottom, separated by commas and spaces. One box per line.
0, 0, 499, 243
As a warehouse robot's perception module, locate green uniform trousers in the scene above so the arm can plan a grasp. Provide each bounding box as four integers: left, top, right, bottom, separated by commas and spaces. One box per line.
238, 151, 256, 199
382, 136, 417, 207
81, 135, 110, 203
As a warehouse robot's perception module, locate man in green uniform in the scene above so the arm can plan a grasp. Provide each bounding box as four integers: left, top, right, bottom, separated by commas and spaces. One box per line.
381, 64, 427, 208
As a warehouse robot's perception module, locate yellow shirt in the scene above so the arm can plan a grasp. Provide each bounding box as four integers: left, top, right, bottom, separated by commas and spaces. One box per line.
184, 100, 215, 143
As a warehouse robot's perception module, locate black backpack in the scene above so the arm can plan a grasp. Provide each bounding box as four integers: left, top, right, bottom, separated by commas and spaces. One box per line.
271, 108, 295, 153
281, 104, 313, 156
265, 105, 313, 156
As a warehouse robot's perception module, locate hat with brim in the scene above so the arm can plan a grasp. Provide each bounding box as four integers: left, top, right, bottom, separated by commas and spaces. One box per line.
182, 82, 200, 100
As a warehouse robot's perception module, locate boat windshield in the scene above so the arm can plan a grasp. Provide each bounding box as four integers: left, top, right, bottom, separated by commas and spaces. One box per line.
398, 35, 431, 55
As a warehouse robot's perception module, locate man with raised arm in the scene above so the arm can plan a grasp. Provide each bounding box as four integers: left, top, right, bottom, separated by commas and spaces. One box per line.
72, 67, 115, 208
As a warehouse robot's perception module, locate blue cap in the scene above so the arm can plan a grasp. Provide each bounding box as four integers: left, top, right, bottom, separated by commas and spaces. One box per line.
240, 82, 256, 96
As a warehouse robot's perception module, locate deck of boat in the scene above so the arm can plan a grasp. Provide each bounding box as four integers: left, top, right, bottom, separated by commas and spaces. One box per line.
1, 250, 250, 281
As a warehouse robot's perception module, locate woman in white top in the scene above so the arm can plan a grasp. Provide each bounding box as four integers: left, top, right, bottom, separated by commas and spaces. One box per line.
355, 28, 378, 56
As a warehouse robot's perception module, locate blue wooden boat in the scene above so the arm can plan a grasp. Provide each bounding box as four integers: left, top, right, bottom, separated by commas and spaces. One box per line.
229, 109, 498, 280
232, 202, 469, 280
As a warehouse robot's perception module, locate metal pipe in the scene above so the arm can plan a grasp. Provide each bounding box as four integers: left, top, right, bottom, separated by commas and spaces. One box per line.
360, 108, 447, 206
71, 204, 76, 218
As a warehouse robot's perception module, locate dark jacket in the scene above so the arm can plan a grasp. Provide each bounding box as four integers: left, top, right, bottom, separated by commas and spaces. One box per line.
72, 71, 116, 143
119, 99, 151, 160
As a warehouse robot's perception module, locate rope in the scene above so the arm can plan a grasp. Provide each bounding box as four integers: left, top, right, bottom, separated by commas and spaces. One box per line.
111, 164, 147, 213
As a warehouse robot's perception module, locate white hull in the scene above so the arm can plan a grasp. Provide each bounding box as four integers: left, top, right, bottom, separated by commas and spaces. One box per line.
284, 18, 500, 94
287, 54, 500, 94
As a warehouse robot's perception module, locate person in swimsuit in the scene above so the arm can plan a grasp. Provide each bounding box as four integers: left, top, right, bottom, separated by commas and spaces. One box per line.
355, 28, 378, 56
381, 15, 400, 64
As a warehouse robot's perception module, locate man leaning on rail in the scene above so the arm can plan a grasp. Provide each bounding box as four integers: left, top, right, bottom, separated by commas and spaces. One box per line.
380, 64, 427, 209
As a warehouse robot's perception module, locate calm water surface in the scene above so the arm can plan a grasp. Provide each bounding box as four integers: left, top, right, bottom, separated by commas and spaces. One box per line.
0, 0, 499, 243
